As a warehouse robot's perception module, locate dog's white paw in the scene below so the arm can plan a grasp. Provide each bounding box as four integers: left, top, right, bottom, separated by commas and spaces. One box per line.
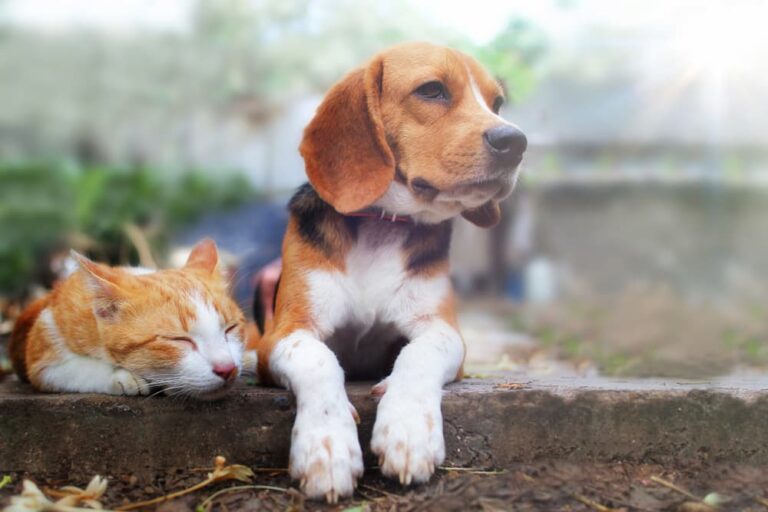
371, 388, 445, 485
110, 368, 150, 396
290, 398, 363, 503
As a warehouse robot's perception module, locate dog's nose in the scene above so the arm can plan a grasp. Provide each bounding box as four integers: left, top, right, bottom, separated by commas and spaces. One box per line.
483, 125, 527, 159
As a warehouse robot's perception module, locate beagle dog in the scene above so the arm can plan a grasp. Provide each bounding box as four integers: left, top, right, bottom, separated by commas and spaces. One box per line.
249, 42, 526, 503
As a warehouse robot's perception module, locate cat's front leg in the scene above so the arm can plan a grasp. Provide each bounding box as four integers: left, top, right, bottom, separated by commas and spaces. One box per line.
35, 354, 148, 395
110, 368, 150, 396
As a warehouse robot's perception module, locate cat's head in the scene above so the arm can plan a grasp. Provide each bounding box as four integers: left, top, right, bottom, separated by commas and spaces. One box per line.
73, 239, 246, 399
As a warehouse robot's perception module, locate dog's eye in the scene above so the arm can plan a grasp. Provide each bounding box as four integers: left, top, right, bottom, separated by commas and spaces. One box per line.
414, 81, 447, 101
492, 96, 504, 114
411, 177, 439, 196
225, 323, 239, 335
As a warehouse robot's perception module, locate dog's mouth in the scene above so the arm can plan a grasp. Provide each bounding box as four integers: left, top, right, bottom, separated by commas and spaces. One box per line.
449, 171, 515, 197
430, 166, 519, 211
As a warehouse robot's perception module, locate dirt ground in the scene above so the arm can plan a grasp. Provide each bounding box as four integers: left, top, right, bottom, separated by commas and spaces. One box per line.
4, 295, 768, 511
3, 461, 768, 511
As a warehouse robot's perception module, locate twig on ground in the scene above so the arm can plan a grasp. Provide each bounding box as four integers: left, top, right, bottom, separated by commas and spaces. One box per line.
198, 484, 289, 512
516, 471, 536, 483
359, 484, 402, 500
116, 456, 254, 511
573, 493, 620, 512
649, 476, 716, 510
355, 488, 383, 502
186, 467, 287, 474
439, 467, 508, 475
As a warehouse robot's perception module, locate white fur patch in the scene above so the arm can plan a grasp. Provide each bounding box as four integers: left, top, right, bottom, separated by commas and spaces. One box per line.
375, 182, 467, 224
308, 226, 451, 335
371, 319, 463, 484
110, 368, 151, 396
274, 224, 464, 495
269, 331, 363, 502
466, 65, 517, 129
36, 308, 149, 394
124, 266, 156, 276
163, 294, 243, 397
371, 384, 445, 483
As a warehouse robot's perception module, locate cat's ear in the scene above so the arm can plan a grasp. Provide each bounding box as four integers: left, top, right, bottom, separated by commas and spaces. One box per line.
71, 250, 127, 320
184, 238, 219, 275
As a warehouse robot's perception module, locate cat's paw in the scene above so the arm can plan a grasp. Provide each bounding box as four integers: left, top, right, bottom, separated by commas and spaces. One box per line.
290, 401, 363, 503
371, 389, 444, 485
241, 349, 258, 377
110, 369, 150, 396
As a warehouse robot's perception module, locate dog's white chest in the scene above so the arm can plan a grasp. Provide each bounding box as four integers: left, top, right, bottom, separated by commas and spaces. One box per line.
346, 235, 408, 318
308, 227, 408, 334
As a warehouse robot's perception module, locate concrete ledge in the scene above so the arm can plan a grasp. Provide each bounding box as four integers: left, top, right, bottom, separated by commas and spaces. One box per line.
2, 375, 768, 479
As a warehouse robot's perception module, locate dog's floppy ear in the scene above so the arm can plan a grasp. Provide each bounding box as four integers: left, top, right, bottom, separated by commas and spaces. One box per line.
300, 56, 395, 214
462, 200, 501, 228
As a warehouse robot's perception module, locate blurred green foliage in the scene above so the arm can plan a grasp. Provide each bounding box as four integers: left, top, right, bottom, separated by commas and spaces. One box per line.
0, 163, 255, 296
0, 0, 546, 164
472, 18, 548, 103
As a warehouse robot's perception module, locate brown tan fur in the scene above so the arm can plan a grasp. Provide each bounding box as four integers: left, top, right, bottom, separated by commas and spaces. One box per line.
247, 42, 526, 501
250, 43, 512, 379
10, 239, 246, 397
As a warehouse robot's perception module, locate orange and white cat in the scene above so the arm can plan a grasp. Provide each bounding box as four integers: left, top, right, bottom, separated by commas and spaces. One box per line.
9, 239, 249, 399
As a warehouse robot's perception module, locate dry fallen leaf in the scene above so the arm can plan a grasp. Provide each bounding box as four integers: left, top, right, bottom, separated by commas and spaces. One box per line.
4, 479, 110, 512
493, 381, 529, 390
53, 476, 108, 509
208, 456, 255, 484
117, 456, 254, 511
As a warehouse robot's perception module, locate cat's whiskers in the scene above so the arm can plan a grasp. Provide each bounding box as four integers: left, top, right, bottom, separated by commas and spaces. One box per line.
146, 371, 235, 399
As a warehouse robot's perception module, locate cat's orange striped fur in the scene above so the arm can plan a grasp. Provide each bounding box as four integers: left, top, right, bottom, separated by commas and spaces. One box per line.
9, 239, 250, 398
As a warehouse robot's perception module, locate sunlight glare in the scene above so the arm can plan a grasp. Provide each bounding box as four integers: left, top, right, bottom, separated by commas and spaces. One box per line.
674, 1, 768, 77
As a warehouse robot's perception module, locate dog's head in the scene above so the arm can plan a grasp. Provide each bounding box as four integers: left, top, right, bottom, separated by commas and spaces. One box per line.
300, 42, 527, 228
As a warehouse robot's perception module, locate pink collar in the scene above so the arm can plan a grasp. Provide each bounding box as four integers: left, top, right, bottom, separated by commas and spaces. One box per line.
345, 209, 414, 224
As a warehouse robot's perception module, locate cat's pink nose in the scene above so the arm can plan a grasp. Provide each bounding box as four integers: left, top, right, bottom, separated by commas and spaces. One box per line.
212, 363, 237, 382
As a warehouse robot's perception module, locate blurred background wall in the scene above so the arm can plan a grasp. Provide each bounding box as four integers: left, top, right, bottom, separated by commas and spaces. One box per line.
1, 0, 767, 378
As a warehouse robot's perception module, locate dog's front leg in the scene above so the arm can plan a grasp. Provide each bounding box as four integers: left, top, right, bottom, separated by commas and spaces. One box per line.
371, 318, 464, 484
270, 329, 363, 503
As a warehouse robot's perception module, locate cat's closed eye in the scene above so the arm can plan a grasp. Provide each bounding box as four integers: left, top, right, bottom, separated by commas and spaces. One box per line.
166, 335, 195, 347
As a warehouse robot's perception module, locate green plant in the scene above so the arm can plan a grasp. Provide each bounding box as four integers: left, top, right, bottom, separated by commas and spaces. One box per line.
471, 18, 548, 104
0, 162, 257, 297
